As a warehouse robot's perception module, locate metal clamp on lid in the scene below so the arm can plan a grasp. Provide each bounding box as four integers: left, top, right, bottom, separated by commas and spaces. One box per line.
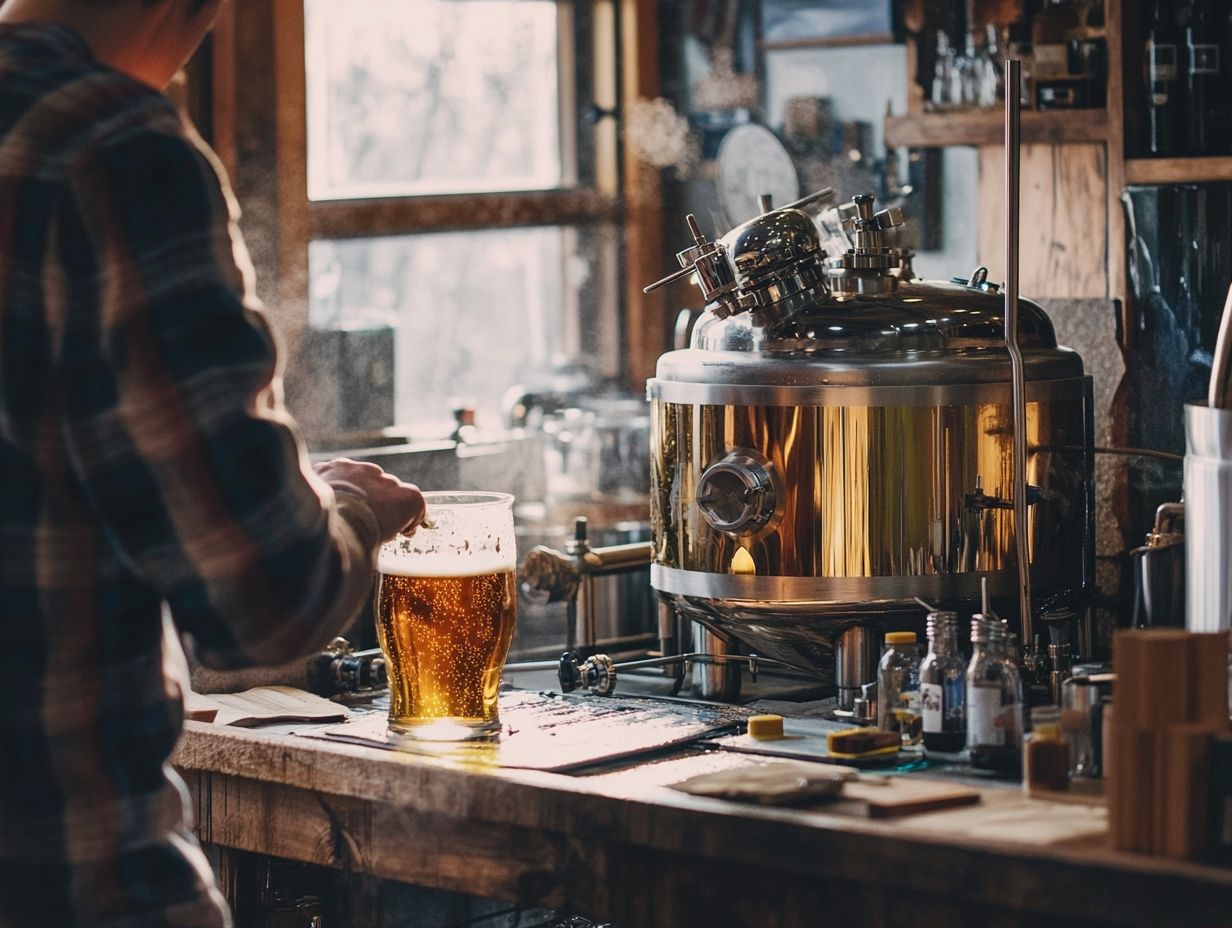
952, 265, 1001, 294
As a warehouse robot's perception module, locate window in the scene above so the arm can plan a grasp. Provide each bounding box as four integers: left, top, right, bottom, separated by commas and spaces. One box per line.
304, 0, 565, 201
205, 0, 626, 442
309, 225, 618, 434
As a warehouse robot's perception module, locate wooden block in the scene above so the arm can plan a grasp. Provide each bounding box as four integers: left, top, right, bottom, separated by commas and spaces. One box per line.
1108, 725, 1155, 854
1187, 632, 1230, 728
1145, 630, 1192, 728
837, 778, 981, 819
1113, 630, 1191, 729
1112, 632, 1139, 730
1161, 725, 1216, 861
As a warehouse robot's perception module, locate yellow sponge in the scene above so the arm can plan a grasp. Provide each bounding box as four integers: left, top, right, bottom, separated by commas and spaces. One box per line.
747, 714, 785, 740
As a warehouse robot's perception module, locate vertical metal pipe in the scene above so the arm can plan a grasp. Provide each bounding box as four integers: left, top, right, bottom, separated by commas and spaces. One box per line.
1004, 58, 1034, 655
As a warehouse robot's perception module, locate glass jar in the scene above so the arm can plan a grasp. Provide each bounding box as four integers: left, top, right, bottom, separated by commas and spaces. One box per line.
920, 610, 967, 755
1024, 705, 1070, 792
966, 616, 1023, 773
878, 631, 922, 746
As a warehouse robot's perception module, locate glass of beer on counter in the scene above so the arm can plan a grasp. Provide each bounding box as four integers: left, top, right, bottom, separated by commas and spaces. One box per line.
375, 492, 517, 741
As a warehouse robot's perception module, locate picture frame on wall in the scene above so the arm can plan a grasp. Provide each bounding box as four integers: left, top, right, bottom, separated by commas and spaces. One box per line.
760, 0, 899, 50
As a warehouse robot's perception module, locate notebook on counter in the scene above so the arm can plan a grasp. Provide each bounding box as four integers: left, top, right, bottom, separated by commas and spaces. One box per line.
307, 689, 746, 773
185, 686, 349, 727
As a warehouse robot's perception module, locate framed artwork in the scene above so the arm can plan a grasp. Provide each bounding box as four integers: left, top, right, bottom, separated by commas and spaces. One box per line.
760, 0, 898, 50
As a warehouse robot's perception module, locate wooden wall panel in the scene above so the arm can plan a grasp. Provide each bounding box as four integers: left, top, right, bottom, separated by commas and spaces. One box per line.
975, 143, 1109, 300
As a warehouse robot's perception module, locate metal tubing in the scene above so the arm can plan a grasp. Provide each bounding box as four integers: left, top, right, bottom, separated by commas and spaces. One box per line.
579, 541, 655, 575
1004, 58, 1034, 653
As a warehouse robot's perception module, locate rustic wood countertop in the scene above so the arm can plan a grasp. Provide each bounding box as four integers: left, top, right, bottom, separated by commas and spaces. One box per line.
173, 712, 1232, 928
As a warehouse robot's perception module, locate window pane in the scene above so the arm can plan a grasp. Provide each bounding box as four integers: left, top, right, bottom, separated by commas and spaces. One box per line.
308, 228, 614, 435
304, 0, 563, 200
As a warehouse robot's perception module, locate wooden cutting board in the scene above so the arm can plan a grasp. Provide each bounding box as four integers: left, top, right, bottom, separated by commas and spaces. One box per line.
671, 760, 981, 819
837, 777, 981, 818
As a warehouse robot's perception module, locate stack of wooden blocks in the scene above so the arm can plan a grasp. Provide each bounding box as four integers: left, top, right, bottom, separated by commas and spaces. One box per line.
1108, 629, 1230, 860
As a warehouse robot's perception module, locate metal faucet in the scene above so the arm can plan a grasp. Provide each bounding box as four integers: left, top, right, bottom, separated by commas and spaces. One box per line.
520, 517, 655, 653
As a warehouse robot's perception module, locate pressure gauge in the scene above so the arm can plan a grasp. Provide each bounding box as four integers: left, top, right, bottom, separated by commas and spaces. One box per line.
715, 123, 800, 228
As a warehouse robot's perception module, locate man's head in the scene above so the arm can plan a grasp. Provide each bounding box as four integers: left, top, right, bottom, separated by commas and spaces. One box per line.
0, 0, 226, 88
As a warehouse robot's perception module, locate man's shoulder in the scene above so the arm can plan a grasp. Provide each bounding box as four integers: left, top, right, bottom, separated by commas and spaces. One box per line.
0, 27, 192, 183
53, 70, 191, 172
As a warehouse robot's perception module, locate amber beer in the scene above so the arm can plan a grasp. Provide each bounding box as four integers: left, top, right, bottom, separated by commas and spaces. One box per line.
376, 562, 516, 727
374, 491, 518, 740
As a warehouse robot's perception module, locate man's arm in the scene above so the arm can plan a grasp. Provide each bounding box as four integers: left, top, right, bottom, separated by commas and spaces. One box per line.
52, 112, 418, 668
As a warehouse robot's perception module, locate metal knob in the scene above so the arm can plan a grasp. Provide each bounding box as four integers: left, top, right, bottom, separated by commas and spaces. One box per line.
841, 193, 904, 234
558, 651, 617, 696
695, 450, 777, 536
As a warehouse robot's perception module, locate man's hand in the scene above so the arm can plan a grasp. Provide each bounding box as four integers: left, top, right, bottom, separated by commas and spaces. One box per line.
314, 458, 426, 541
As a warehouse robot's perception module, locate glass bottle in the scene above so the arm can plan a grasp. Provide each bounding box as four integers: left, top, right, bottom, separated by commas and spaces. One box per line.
976, 23, 1004, 108
877, 631, 922, 746
930, 30, 955, 109
957, 30, 981, 108
1145, 0, 1181, 155
920, 610, 967, 755
966, 616, 1023, 773
1185, 0, 1223, 155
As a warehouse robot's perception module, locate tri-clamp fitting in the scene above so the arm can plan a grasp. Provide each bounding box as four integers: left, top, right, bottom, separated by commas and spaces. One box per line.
824, 193, 905, 295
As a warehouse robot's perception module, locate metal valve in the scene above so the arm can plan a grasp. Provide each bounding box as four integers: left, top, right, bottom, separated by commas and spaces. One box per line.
307, 638, 387, 696
823, 192, 904, 294
643, 188, 834, 321
558, 651, 617, 696
841, 192, 905, 236
642, 214, 741, 317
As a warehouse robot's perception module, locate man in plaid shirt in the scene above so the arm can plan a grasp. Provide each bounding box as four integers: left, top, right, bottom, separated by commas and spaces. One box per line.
0, 1, 426, 924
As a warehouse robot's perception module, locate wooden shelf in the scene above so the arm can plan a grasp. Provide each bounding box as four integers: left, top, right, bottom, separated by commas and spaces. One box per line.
1123, 156, 1232, 185
884, 108, 1108, 149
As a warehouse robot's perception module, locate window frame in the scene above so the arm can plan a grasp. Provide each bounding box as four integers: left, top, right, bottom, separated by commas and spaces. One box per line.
199, 0, 668, 442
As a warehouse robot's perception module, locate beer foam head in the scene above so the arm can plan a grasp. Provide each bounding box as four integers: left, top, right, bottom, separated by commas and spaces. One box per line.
379, 491, 516, 576
378, 550, 516, 577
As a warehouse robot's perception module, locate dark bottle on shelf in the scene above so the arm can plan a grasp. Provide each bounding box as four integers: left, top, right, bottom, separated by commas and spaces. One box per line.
1145, 1, 1182, 155
921, 609, 967, 756
1186, 0, 1224, 154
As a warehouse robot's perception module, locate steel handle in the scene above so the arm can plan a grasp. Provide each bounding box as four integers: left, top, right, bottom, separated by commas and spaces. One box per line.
643, 263, 696, 294
779, 186, 835, 214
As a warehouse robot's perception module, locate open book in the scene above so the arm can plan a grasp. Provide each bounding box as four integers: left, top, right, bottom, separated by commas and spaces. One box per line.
185, 686, 349, 727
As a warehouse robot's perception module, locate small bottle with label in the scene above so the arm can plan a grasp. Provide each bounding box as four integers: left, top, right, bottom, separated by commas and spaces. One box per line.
877, 631, 922, 746
920, 609, 967, 756
966, 615, 1023, 774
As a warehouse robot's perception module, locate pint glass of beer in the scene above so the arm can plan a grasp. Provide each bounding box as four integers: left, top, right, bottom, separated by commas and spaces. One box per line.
375, 492, 517, 741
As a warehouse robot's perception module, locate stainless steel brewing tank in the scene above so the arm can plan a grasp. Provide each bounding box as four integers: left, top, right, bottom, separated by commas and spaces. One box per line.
645, 197, 1094, 677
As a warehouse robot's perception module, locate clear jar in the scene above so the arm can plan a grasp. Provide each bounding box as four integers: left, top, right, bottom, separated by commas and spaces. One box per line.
878, 631, 922, 746
920, 610, 967, 755
966, 617, 1023, 773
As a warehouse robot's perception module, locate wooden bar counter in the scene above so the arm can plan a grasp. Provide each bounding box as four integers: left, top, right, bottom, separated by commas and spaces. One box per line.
173, 712, 1232, 927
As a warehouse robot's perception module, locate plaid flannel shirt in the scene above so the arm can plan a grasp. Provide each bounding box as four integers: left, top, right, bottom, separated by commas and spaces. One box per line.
0, 23, 384, 926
